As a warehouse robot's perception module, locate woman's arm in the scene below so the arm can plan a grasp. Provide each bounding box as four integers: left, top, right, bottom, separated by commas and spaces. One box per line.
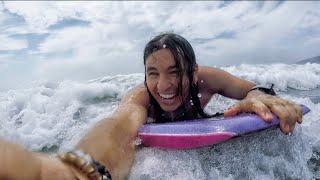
0, 138, 42, 179
198, 66, 302, 134
0, 84, 149, 180
76, 84, 149, 179
198, 66, 255, 99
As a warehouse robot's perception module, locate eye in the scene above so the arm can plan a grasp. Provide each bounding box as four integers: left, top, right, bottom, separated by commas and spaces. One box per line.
170, 70, 178, 75
148, 72, 158, 76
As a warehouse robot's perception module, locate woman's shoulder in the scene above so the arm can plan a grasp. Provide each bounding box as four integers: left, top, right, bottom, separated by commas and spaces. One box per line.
120, 83, 150, 108
198, 66, 222, 77
197, 66, 221, 94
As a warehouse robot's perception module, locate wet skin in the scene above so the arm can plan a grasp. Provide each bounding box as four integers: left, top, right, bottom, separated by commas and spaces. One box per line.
145, 49, 191, 112
145, 49, 302, 134
0, 49, 302, 180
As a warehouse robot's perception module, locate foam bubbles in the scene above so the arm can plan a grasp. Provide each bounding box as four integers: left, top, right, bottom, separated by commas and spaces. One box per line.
0, 65, 319, 178
0, 79, 127, 151
221, 63, 320, 91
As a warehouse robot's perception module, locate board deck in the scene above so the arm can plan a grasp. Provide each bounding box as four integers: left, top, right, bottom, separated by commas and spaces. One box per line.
138, 104, 310, 149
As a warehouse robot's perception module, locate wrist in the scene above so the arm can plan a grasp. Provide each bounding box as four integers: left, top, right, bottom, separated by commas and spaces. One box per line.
57, 150, 112, 180
247, 84, 276, 96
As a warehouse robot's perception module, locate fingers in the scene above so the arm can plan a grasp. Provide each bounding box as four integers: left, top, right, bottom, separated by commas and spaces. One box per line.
250, 100, 273, 123
284, 103, 296, 133
224, 99, 257, 117
239, 99, 273, 123
224, 103, 241, 117
269, 104, 290, 134
224, 99, 273, 123
224, 95, 302, 135
269, 101, 301, 134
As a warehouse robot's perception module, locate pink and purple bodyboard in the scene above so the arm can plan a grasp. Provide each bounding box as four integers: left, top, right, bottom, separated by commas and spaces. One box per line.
138, 104, 310, 149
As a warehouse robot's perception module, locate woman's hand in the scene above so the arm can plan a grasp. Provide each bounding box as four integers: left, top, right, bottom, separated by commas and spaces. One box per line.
224, 90, 302, 134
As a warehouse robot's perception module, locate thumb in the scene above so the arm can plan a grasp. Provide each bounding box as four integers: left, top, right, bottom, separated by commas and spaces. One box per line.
224, 103, 241, 117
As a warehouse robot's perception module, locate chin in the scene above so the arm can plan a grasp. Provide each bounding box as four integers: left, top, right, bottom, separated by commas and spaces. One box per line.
157, 98, 181, 112
159, 104, 179, 112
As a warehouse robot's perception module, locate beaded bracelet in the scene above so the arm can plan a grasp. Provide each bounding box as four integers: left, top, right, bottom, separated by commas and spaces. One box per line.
57, 150, 112, 180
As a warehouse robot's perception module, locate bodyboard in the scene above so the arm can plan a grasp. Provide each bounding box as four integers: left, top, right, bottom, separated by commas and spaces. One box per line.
138, 104, 310, 149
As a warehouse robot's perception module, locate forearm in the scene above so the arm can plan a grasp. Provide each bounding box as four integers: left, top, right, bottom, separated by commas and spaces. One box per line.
221, 76, 255, 99
0, 139, 87, 180
76, 119, 130, 179
0, 139, 41, 179
75, 85, 148, 180
76, 108, 146, 179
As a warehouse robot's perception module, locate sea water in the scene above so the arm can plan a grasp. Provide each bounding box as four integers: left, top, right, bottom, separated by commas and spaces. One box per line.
0, 63, 319, 179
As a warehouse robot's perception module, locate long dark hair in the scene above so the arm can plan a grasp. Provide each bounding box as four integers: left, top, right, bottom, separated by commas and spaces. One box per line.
143, 33, 211, 121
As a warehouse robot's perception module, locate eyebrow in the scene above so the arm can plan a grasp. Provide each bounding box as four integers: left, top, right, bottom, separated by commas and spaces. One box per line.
146, 65, 178, 72
146, 67, 157, 72
168, 65, 178, 70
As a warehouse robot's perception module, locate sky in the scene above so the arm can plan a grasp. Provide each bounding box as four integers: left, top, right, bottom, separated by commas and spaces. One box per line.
0, 1, 320, 91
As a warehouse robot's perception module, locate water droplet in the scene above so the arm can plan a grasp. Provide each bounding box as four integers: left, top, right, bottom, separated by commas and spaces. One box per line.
197, 93, 202, 98
191, 103, 194, 106
200, 80, 204, 83
134, 137, 142, 146
190, 100, 193, 103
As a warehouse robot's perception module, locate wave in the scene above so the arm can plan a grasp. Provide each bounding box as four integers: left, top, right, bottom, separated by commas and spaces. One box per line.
222, 63, 320, 91
0, 63, 319, 179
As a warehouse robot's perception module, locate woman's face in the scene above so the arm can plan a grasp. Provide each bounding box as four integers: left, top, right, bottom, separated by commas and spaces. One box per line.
145, 49, 192, 112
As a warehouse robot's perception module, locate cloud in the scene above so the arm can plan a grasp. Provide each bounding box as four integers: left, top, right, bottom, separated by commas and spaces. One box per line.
3, 1, 83, 31
0, 1, 319, 91
192, 1, 320, 65
0, 59, 9, 71
34, 22, 143, 82
0, 34, 27, 51
48, 18, 90, 30
0, 5, 5, 24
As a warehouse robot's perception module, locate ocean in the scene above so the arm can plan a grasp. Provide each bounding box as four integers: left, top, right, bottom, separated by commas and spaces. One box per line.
0, 63, 319, 179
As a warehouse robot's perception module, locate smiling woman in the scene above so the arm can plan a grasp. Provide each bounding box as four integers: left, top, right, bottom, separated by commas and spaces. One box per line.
144, 33, 211, 122
0, 32, 305, 180
146, 50, 182, 110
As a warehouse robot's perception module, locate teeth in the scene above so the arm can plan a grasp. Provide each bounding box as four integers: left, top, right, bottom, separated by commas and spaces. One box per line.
158, 93, 176, 99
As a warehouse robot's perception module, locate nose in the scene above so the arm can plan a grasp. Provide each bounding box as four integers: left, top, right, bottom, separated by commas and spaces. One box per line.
157, 75, 172, 92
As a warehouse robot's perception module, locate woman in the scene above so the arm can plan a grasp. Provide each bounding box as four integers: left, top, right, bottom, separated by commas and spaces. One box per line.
0, 33, 302, 180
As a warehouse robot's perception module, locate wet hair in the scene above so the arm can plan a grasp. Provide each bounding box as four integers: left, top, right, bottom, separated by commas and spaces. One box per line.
143, 33, 211, 121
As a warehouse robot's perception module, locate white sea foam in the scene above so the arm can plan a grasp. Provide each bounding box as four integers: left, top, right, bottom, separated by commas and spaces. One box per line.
0, 63, 319, 179
0, 80, 123, 151
221, 63, 320, 91
130, 94, 320, 180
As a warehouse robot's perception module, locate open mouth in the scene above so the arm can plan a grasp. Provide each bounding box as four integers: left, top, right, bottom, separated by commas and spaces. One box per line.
157, 92, 178, 105
158, 93, 177, 99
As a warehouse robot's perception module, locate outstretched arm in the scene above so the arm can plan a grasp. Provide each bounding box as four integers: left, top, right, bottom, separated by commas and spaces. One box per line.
0, 138, 77, 180
0, 138, 41, 179
0, 84, 149, 180
199, 66, 302, 134
198, 66, 255, 99
76, 84, 149, 179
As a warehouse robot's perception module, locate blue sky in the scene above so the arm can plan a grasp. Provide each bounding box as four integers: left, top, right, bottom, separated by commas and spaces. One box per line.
0, 1, 320, 91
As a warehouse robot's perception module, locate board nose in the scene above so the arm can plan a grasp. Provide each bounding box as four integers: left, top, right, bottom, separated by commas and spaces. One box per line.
300, 104, 310, 115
